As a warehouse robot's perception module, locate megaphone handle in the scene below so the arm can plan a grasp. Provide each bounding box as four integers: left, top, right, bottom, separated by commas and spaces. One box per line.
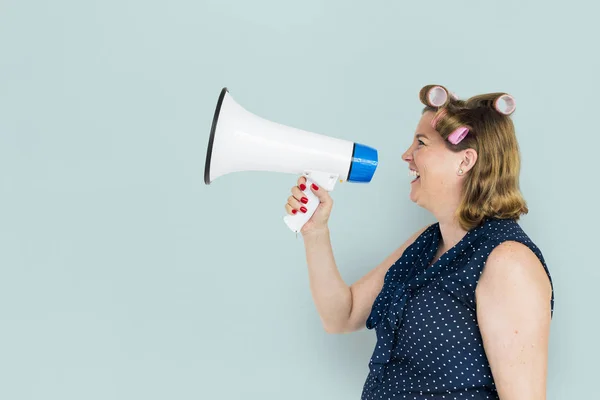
283, 177, 321, 234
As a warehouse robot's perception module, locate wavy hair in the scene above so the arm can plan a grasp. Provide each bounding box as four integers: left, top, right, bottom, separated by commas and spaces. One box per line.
419, 84, 528, 231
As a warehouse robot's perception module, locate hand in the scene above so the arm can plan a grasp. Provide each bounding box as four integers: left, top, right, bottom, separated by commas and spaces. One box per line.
285, 176, 333, 235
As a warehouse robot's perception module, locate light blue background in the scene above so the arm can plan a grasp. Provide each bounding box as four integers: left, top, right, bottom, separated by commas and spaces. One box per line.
1, 1, 597, 399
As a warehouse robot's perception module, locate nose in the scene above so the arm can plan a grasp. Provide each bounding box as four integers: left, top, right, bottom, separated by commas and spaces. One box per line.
402, 144, 414, 163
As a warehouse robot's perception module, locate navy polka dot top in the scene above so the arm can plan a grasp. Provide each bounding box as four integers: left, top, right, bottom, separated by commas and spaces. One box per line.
361, 217, 554, 399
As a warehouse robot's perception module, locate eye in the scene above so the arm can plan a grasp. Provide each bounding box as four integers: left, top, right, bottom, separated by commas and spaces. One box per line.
417, 139, 425, 146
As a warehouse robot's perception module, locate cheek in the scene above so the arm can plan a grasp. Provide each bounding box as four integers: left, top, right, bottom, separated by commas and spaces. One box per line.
415, 150, 453, 180
414, 150, 436, 174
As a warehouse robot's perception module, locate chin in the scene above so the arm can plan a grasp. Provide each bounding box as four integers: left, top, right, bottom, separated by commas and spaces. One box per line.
409, 190, 419, 204
409, 188, 426, 207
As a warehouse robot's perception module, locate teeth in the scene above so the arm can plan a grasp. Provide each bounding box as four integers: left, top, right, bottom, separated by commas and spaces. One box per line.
409, 170, 420, 177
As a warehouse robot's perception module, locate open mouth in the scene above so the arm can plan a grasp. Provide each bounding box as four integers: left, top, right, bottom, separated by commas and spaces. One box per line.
410, 169, 420, 183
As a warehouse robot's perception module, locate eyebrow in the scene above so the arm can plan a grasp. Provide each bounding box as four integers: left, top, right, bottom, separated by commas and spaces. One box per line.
415, 133, 428, 140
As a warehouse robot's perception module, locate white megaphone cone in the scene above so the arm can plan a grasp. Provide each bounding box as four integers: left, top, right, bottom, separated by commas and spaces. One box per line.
204, 88, 378, 233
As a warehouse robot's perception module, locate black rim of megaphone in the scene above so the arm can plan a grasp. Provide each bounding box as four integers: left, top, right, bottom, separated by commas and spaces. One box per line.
204, 87, 228, 185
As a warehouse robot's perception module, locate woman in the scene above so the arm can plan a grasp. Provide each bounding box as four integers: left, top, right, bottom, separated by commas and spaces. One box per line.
284, 85, 554, 399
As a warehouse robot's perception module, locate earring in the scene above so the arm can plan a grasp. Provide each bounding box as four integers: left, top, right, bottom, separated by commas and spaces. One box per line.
458, 169, 463, 175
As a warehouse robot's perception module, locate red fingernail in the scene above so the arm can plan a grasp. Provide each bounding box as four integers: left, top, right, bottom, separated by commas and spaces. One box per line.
311, 183, 319, 190
299, 183, 306, 191
300, 206, 307, 213
301, 197, 308, 204
292, 209, 297, 214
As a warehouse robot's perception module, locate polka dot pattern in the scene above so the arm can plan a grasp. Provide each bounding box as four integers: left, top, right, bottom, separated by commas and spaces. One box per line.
361, 217, 554, 399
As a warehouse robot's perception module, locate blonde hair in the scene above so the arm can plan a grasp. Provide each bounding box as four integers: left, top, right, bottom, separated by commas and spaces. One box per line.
419, 85, 528, 231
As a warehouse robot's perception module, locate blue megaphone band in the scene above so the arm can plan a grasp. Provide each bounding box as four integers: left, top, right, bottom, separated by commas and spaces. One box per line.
347, 143, 378, 183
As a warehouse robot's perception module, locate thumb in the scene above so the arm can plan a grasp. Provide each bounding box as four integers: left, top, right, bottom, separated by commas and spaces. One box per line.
308, 181, 332, 204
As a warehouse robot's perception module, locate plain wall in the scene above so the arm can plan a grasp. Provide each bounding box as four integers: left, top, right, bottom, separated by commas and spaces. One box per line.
1, 0, 598, 398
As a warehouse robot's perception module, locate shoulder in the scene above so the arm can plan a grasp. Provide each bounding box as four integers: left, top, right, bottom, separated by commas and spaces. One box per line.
485, 240, 543, 273
389, 223, 435, 261
487, 240, 539, 266
477, 240, 552, 303
404, 223, 437, 252
412, 222, 436, 242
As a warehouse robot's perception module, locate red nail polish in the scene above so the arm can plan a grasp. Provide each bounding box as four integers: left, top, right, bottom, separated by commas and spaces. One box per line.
299, 183, 306, 191
301, 197, 308, 204
292, 209, 297, 214
311, 183, 319, 190
300, 206, 307, 213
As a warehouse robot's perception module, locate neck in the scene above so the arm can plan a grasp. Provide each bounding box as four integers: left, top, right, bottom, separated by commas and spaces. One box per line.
434, 207, 468, 254
437, 219, 467, 253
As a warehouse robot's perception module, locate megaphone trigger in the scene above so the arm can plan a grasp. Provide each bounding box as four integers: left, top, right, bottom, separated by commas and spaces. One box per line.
301, 170, 339, 192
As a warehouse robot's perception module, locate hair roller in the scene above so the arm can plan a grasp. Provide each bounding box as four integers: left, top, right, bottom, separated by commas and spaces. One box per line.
419, 85, 451, 108
465, 92, 516, 116
493, 94, 516, 116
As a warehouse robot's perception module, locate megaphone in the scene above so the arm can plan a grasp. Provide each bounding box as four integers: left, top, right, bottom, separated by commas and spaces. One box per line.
204, 87, 378, 233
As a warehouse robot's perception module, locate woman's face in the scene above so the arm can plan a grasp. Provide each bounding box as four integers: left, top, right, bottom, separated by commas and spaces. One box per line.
402, 111, 467, 209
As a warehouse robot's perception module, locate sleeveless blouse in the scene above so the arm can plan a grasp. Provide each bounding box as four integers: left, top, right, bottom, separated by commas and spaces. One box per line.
361, 217, 554, 399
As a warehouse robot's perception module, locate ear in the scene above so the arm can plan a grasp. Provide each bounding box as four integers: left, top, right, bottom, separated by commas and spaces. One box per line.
460, 148, 478, 173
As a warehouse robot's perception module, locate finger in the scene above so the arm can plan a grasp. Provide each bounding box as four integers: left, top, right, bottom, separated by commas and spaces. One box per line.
291, 186, 310, 204
296, 175, 307, 190
287, 195, 304, 211
285, 203, 298, 215
308, 182, 332, 203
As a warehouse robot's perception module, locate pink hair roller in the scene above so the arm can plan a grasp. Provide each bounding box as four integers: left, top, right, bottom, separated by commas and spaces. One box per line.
494, 94, 516, 115
426, 86, 449, 107
430, 108, 447, 129
447, 127, 469, 144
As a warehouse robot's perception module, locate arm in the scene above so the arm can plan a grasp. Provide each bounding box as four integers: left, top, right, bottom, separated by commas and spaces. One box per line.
303, 225, 430, 334
475, 241, 553, 399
